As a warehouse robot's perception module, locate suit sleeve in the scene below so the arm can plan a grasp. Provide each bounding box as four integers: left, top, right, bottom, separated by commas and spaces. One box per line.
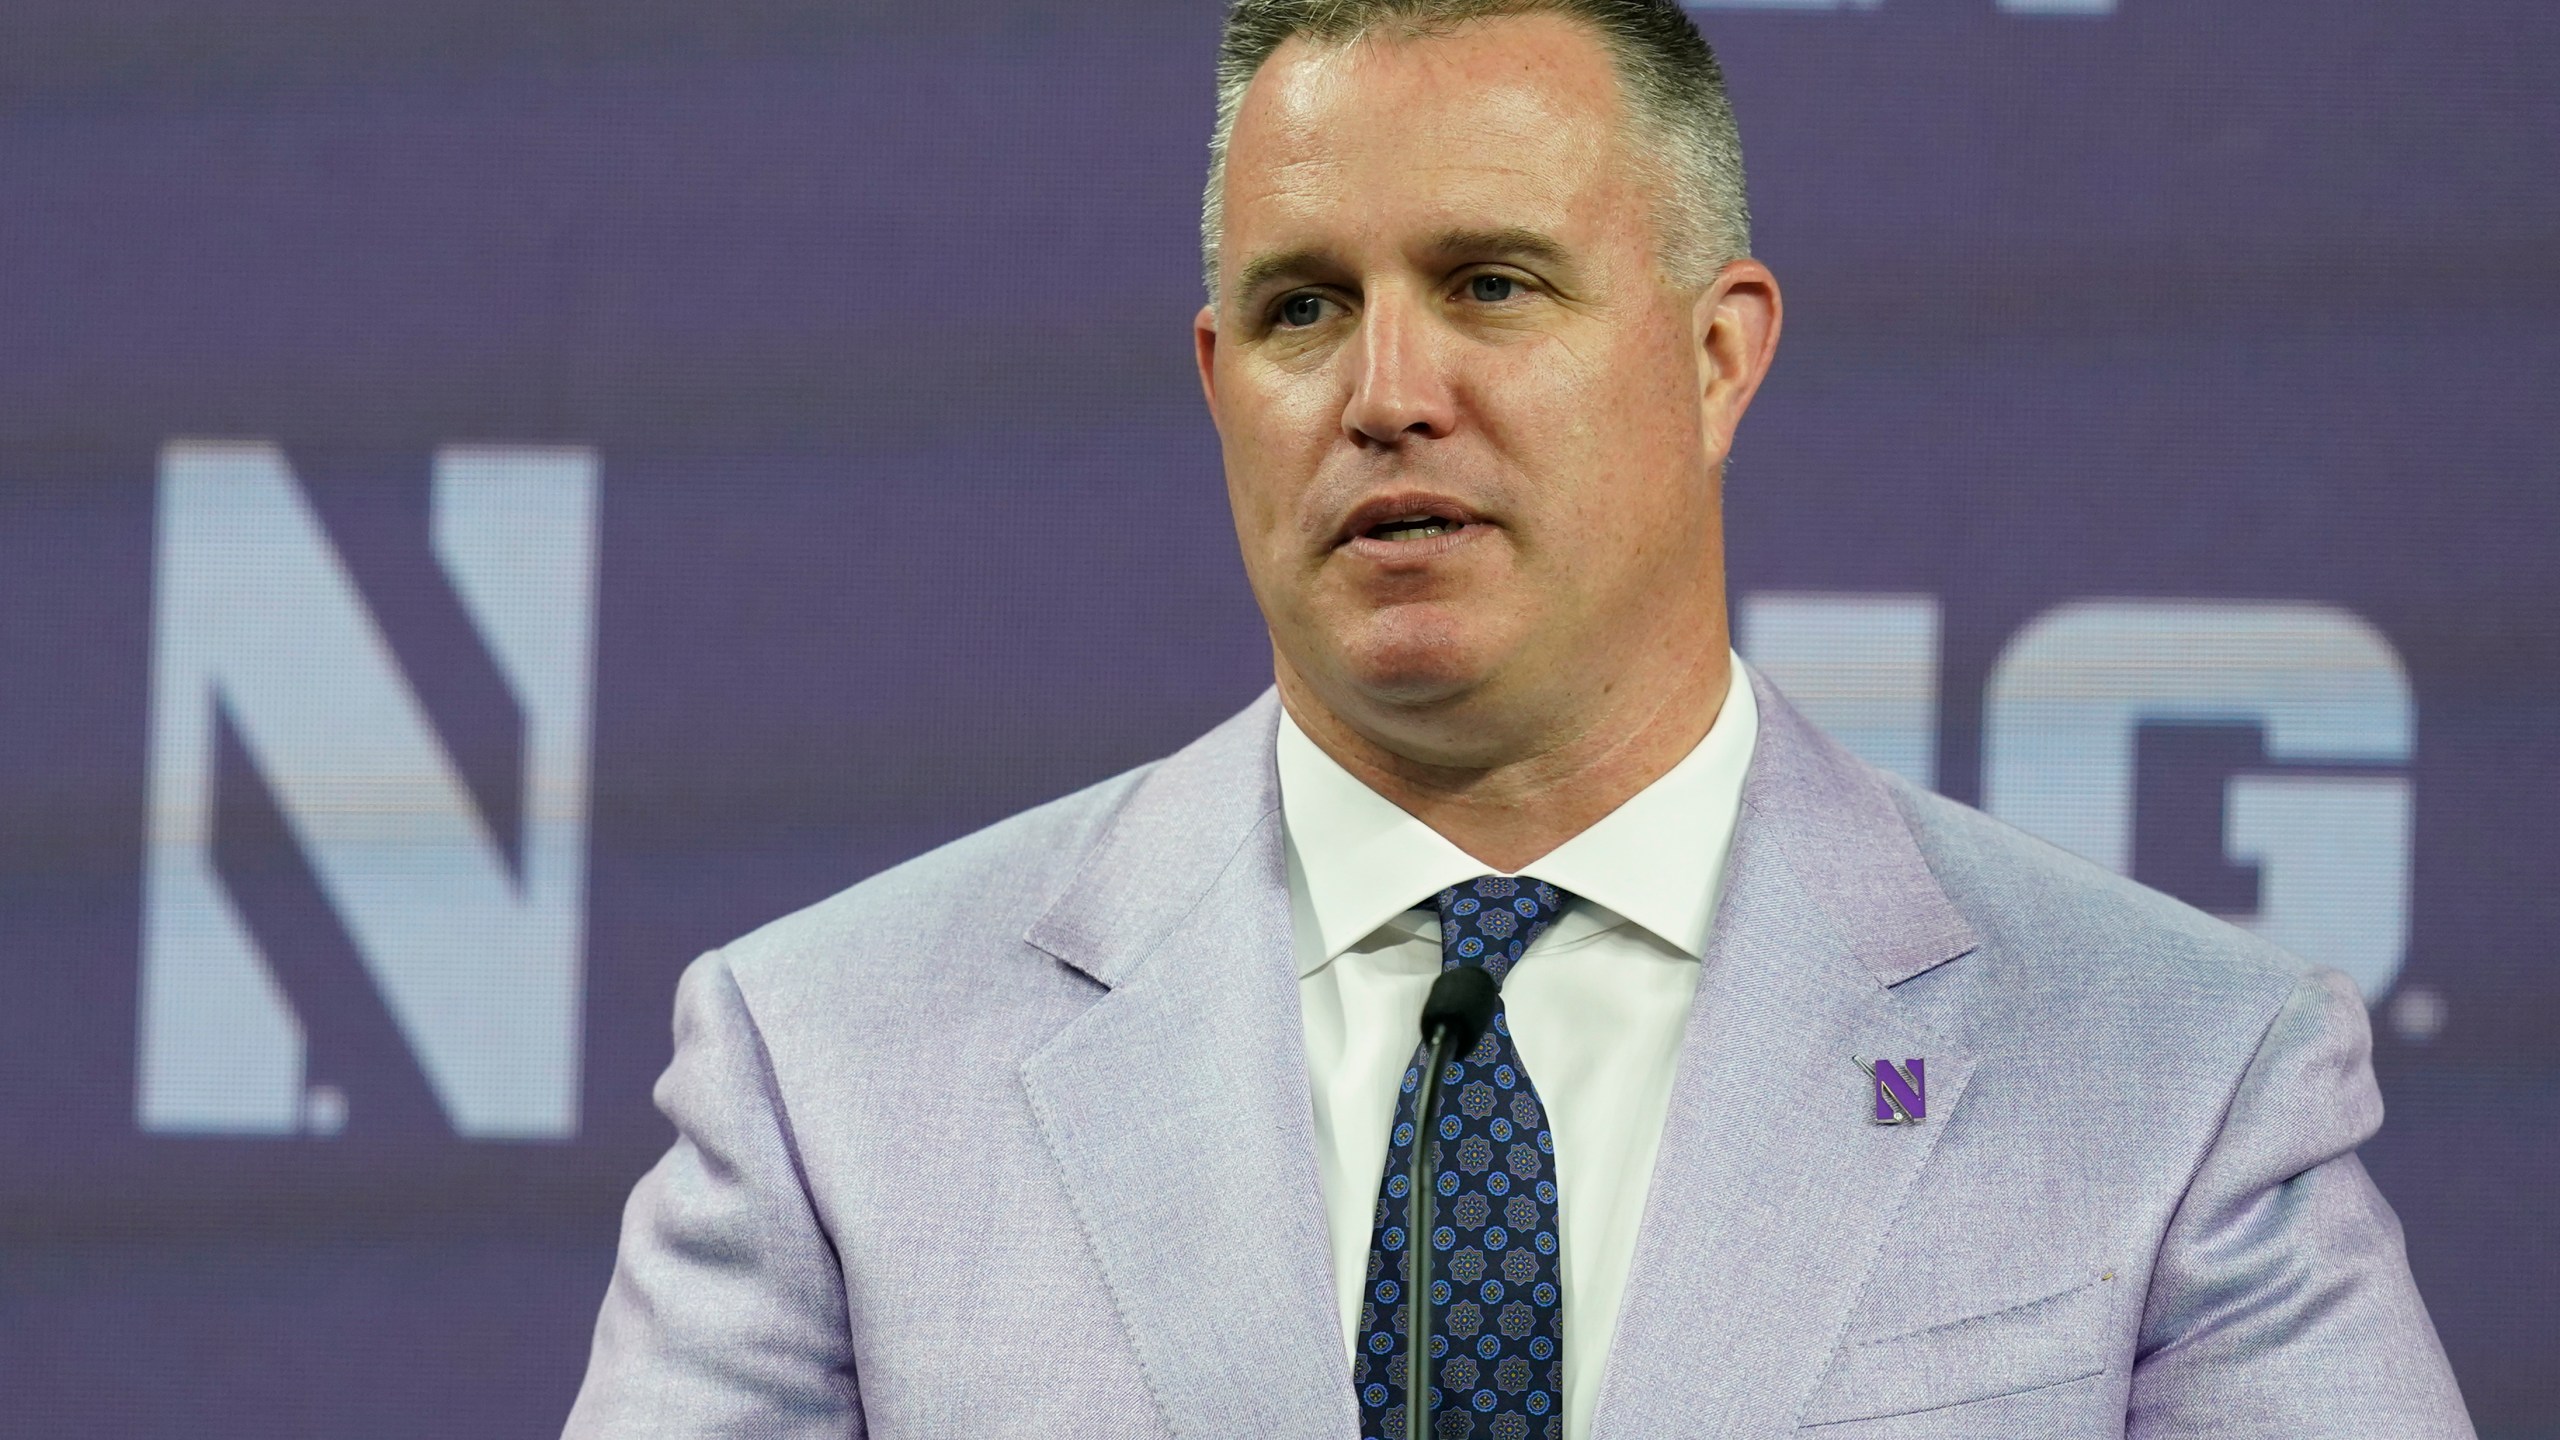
564, 950, 864, 1439
2128, 967, 2471, 1438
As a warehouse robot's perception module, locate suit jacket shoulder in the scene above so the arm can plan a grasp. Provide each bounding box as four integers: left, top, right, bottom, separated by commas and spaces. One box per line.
566, 694, 1311, 1440
715, 759, 1155, 1031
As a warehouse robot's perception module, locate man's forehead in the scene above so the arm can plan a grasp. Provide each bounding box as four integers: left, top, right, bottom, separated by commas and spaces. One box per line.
1237, 14, 1624, 165
1221, 14, 1630, 280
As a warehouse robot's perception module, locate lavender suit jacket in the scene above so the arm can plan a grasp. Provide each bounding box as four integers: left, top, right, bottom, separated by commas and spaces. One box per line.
564, 672, 2472, 1438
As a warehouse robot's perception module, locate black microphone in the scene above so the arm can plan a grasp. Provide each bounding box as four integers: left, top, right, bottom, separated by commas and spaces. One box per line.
1406, 965, 1500, 1440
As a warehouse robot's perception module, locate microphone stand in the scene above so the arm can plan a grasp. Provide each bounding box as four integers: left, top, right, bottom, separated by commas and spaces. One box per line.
1407, 966, 1498, 1440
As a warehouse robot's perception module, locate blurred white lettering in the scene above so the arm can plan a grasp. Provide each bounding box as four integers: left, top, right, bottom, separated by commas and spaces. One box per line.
137, 442, 598, 1138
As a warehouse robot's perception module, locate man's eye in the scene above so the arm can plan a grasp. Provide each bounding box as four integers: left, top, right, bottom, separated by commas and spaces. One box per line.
1278, 293, 1326, 328
1467, 274, 1518, 303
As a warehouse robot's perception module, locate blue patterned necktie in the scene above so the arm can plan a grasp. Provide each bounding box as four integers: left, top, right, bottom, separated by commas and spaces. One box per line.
1356, 876, 1574, 1440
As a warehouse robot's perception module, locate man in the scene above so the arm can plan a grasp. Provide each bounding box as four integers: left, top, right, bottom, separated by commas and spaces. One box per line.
565, 0, 2473, 1434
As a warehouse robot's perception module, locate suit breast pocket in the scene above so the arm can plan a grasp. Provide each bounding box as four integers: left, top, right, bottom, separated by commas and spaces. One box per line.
1797, 1274, 2115, 1430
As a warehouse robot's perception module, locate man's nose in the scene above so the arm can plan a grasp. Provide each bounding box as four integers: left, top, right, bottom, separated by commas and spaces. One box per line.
1341, 293, 1457, 447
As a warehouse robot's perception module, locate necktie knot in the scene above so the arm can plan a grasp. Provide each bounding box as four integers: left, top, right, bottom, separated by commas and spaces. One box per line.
1433, 876, 1574, 985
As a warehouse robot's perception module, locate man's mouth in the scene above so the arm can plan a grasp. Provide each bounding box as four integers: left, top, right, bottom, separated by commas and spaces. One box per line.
1335, 495, 1484, 551
1365, 515, 1458, 542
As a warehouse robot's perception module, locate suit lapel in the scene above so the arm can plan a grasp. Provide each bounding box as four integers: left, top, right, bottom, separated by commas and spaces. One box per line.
1592, 670, 1981, 1439
1020, 693, 1356, 1440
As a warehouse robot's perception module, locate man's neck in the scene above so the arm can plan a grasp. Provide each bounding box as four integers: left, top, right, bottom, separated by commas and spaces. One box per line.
1276, 647, 1734, 874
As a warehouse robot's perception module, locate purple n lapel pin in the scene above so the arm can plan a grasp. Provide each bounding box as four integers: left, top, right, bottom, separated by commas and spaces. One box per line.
1852, 1055, 1926, 1124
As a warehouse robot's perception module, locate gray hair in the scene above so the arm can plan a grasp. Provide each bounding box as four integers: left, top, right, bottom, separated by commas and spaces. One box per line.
1201, 0, 1749, 301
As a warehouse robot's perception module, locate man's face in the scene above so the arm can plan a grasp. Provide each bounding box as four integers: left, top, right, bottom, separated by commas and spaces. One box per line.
1198, 12, 1776, 760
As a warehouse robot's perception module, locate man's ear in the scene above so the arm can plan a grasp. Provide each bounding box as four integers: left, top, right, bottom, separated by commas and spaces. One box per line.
1194, 304, 1222, 421
1693, 259, 1783, 465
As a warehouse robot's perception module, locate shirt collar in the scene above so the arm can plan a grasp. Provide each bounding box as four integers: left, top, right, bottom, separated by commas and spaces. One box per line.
1276, 655, 1758, 976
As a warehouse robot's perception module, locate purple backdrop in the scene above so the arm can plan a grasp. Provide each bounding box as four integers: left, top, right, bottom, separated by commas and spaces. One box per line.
2, 0, 2554, 1434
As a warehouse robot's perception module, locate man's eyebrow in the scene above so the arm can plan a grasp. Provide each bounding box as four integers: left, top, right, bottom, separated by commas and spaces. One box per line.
1428, 227, 1575, 271
1232, 248, 1332, 306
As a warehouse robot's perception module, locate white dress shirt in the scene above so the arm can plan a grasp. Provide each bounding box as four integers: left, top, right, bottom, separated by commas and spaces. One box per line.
1278, 661, 1757, 1440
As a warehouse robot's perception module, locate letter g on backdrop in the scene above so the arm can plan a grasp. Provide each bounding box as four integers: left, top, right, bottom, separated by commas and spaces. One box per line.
1747, 595, 2414, 1002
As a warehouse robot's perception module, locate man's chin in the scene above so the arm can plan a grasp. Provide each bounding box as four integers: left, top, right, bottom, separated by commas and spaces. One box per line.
1275, 600, 1527, 717
1327, 629, 1505, 712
